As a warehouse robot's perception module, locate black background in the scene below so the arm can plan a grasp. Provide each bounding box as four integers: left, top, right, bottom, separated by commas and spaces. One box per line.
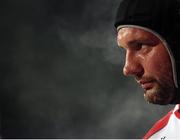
1, 0, 173, 138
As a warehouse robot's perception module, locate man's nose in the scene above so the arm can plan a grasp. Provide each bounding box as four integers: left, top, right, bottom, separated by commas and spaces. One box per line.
123, 53, 144, 77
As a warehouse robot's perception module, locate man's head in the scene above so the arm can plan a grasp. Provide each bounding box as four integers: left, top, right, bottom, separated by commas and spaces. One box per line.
114, 0, 180, 105
117, 27, 175, 105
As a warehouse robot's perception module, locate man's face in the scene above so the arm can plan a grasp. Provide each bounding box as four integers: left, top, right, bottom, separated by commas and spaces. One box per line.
117, 27, 175, 105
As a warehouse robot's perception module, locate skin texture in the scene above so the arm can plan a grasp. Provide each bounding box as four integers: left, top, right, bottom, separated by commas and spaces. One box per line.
117, 27, 175, 105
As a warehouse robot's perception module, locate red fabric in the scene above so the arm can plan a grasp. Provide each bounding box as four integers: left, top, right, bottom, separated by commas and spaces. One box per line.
143, 110, 173, 139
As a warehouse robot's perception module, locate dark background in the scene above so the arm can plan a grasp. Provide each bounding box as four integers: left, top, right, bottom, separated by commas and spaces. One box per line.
1, 0, 173, 138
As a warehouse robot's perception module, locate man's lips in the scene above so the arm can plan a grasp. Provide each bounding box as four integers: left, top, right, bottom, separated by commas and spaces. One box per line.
138, 80, 154, 90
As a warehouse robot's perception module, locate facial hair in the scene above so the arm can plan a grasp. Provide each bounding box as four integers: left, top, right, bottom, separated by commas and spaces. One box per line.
136, 73, 175, 105
143, 78, 175, 105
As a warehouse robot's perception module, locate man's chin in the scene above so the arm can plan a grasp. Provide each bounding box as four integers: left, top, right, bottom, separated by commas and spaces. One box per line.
144, 88, 173, 105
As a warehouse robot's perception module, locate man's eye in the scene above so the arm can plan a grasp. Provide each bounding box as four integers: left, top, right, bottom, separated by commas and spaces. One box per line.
133, 43, 143, 50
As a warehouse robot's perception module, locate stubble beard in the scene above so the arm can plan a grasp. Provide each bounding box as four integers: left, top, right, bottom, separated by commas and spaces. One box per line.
143, 81, 175, 105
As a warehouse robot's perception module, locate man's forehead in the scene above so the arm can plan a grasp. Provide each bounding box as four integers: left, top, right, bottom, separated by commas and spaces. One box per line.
118, 27, 154, 38
117, 27, 160, 46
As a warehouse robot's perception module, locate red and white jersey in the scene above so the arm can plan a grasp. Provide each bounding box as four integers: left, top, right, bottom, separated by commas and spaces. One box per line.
144, 104, 180, 139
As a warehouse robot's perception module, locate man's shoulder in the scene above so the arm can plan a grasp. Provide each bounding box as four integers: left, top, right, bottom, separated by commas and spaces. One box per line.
143, 108, 174, 139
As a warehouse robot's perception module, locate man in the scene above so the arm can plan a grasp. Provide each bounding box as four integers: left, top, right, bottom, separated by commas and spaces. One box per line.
114, 0, 180, 139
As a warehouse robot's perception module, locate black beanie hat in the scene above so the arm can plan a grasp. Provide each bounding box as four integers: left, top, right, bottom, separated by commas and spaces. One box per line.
115, 0, 180, 104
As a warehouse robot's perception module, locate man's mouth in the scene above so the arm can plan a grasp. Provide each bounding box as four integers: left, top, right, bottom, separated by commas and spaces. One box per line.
138, 80, 154, 90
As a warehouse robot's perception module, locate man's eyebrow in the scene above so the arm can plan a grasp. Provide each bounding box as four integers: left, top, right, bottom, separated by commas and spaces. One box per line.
117, 39, 140, 48
127, 40, 139, 45
117, 38, 159, 49
128, 39, 159, 46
